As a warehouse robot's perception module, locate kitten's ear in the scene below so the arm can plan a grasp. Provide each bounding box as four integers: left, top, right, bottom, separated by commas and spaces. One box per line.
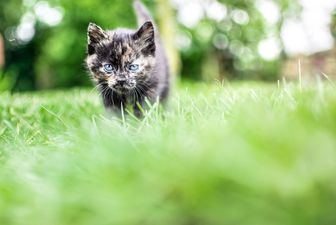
87, 23, 107, 55
133, 21, 155, 55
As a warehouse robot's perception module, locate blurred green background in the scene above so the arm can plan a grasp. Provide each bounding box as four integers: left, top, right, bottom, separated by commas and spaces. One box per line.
1, 0, 336, 92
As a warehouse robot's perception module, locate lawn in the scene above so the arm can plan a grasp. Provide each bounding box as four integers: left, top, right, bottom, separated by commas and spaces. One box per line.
0, 82, 336, 225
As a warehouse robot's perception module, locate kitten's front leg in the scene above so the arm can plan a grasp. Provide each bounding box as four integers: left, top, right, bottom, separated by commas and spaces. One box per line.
132, 94, 145, 118
133, 103, 143, 118
102, 93, 126, 117
108, 102, 142, 118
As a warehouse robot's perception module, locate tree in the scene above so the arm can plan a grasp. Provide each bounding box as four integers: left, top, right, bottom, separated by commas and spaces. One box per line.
0, 33, 4, 67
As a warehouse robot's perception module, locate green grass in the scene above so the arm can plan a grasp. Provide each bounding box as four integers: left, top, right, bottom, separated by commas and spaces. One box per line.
1, 82, 336, 225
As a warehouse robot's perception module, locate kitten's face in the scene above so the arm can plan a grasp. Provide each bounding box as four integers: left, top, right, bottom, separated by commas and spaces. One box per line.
86, 22, 156, 93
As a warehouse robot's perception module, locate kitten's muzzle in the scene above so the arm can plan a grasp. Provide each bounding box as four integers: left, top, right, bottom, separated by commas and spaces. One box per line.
115, 77, 127, 87
111, 77, 136, 91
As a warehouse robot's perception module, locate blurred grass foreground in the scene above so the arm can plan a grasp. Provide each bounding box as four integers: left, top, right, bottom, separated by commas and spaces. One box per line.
1, 82, 336, 225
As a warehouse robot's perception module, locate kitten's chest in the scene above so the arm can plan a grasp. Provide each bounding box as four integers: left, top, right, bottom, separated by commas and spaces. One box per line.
125, 85, 157, 104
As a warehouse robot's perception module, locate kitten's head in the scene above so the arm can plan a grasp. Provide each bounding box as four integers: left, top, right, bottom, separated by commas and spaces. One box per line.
86, 22, 156, 93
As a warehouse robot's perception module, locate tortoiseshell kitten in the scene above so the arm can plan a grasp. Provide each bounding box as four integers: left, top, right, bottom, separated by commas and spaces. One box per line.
85, 0, 170, 117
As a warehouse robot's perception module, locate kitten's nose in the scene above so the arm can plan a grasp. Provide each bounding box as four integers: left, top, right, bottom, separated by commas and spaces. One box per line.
117, 78, 127, 86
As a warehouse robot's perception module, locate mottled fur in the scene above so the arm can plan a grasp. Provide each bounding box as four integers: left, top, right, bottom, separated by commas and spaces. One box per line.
85, 0, 170, 116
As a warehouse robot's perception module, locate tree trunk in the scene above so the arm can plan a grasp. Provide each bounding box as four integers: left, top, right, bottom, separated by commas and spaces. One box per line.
0, 33, 4, 67
156, 0, 180, 78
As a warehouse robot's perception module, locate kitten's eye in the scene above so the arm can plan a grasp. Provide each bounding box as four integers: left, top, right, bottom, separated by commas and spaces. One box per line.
128, 64, 139, 72
103, 64, 114, 73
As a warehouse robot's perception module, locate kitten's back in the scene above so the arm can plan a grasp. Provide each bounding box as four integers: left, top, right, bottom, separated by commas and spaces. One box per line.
134, 0, 170, 102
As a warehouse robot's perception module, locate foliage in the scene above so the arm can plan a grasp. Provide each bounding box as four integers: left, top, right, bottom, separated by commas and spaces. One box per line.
331, 10, 336, 38
178, 0, 301, 80
1, 82, 336, 224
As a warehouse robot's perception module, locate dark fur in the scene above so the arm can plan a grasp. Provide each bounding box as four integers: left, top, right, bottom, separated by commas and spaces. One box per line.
85, 0, 170, 116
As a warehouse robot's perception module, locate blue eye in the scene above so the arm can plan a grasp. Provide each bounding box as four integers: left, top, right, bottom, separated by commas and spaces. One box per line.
128, 64, 139, 72
103, 64, 114, 73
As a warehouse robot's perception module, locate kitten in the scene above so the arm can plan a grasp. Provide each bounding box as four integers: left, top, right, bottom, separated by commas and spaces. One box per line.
85, 0, 170, 117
